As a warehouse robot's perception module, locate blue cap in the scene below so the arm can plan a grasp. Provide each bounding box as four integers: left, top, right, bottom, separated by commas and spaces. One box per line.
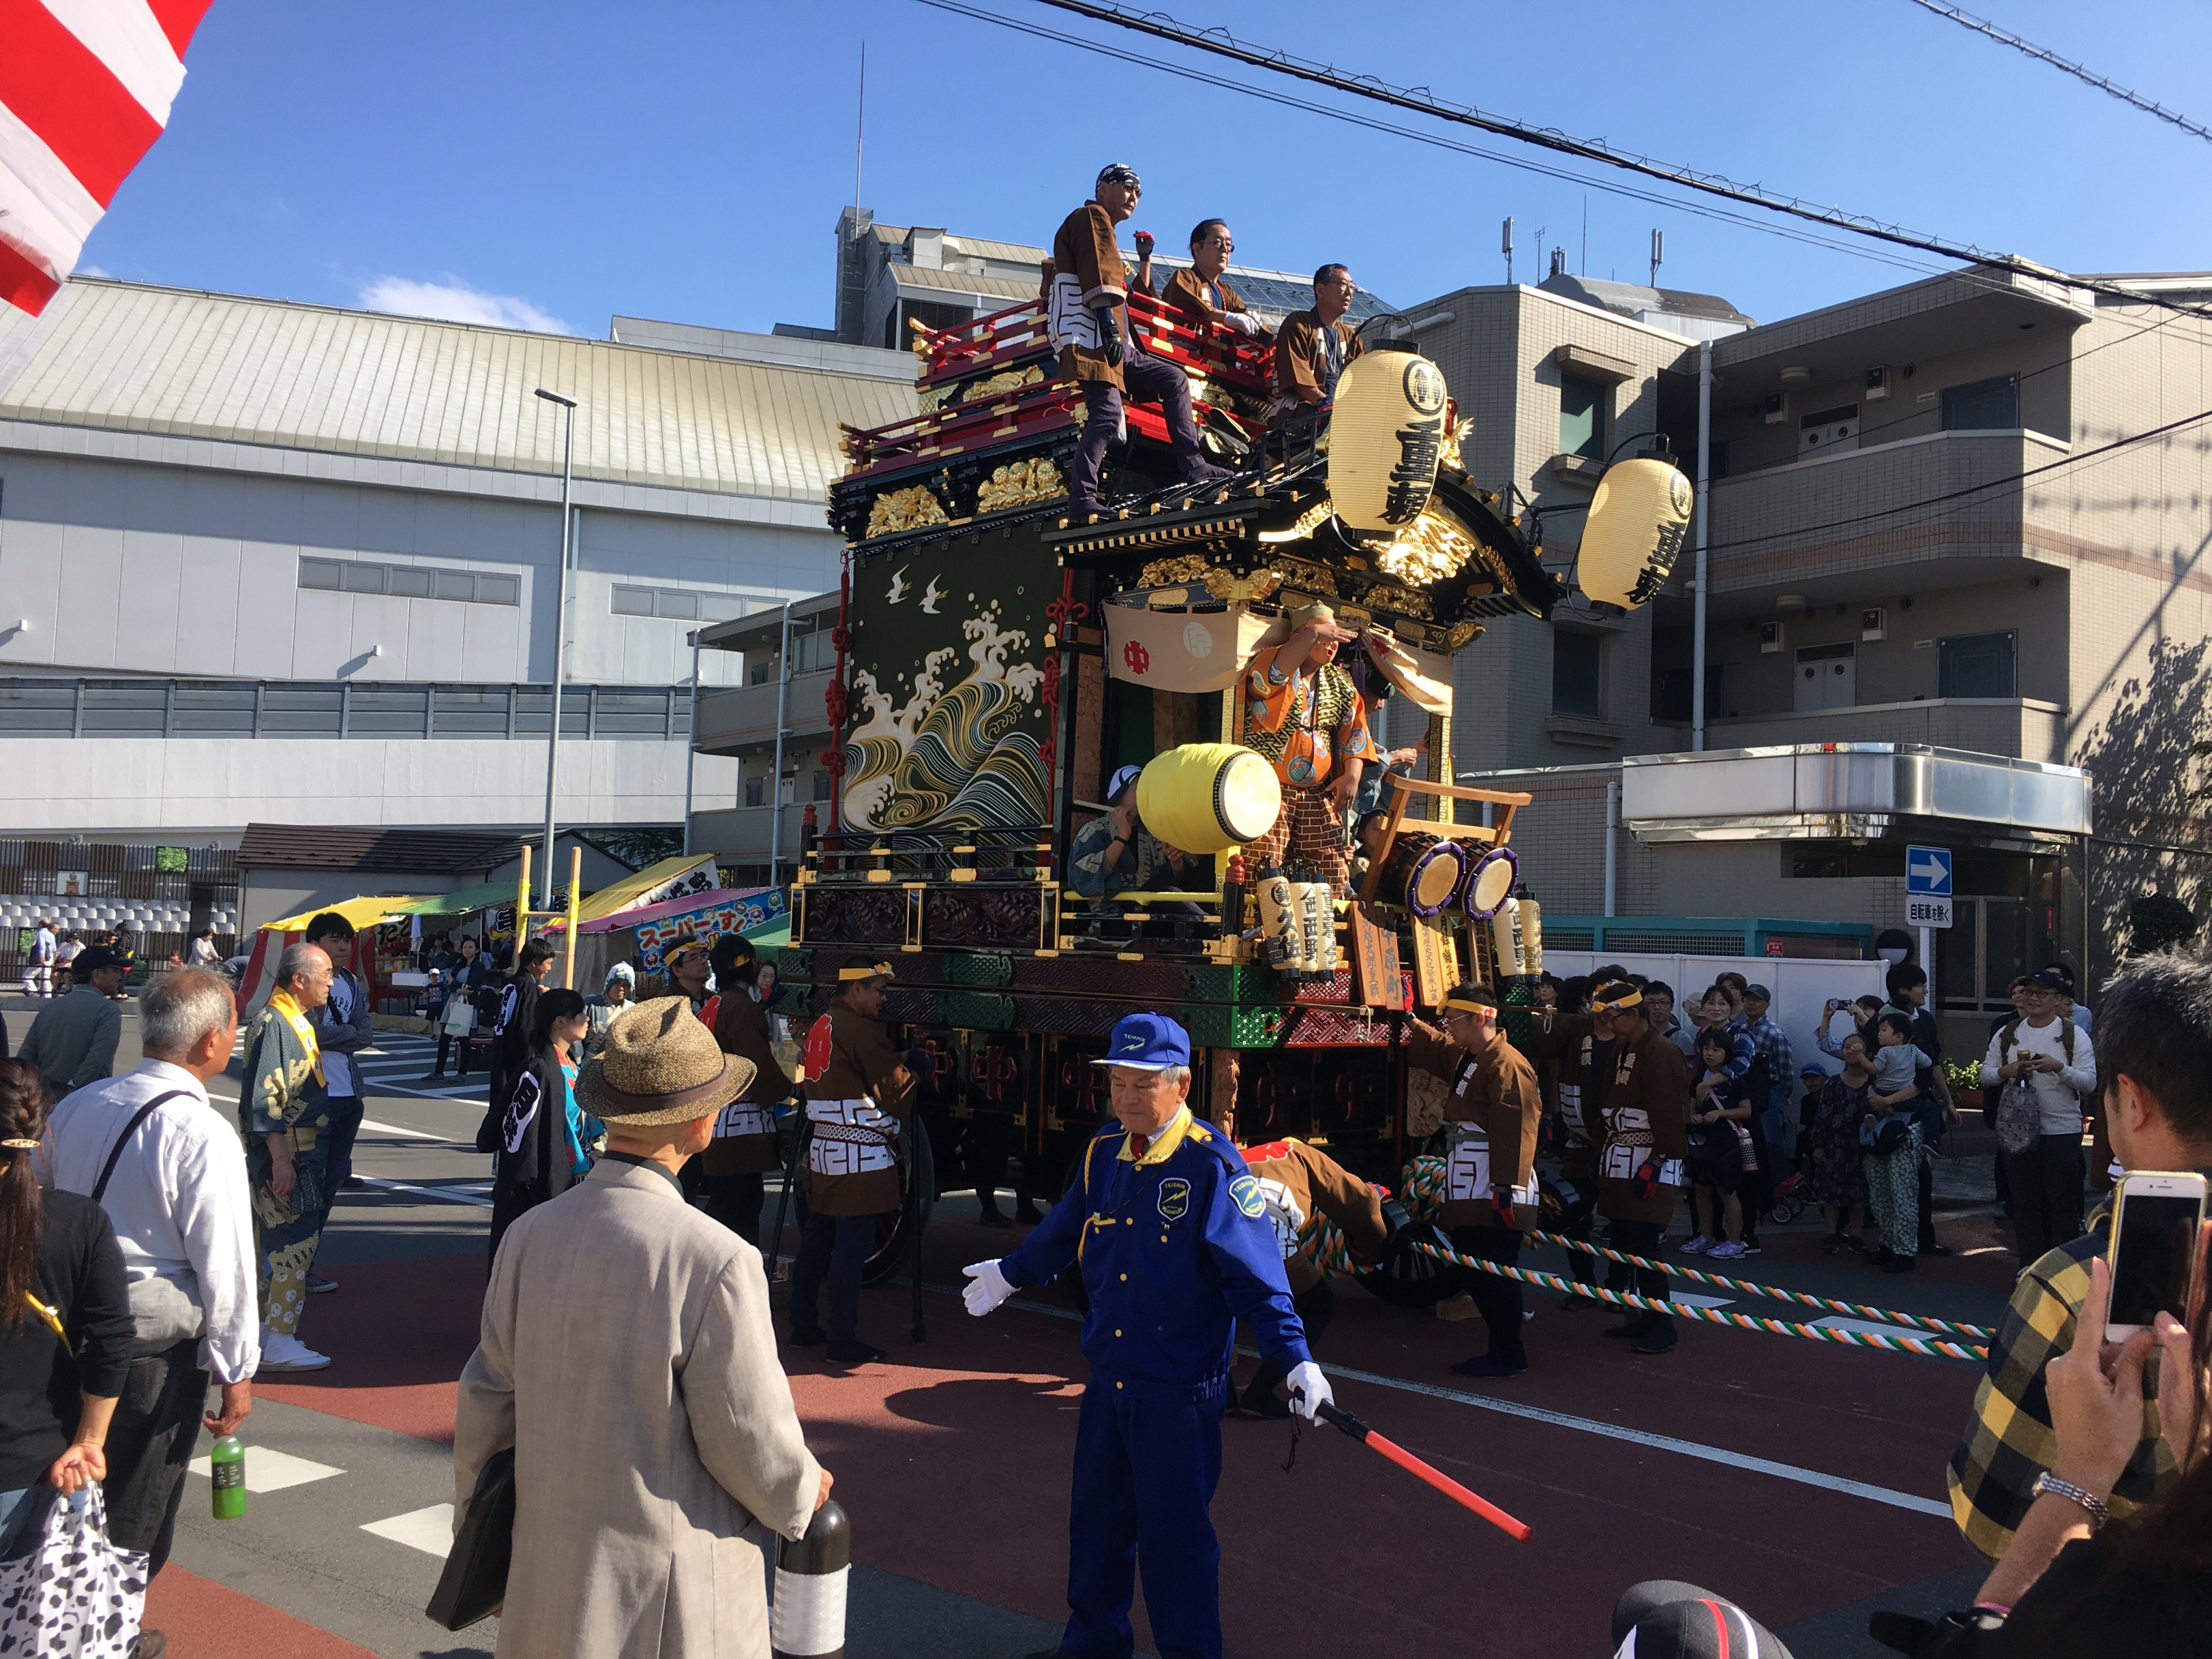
1800, 1062, 1829, 1078
1094, 1012, 1191, 1071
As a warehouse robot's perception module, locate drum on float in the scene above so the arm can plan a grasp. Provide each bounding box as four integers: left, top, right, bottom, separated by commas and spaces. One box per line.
1136, 743, 1283, 855
1375, 832, 1467, 918
1461, 845, 1520, 920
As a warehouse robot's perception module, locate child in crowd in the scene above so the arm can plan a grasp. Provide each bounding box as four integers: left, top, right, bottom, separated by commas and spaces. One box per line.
1796, 1061, 1830, 1175
1682, 1029, 1756, 1260
1866, 1010, 1926, 1118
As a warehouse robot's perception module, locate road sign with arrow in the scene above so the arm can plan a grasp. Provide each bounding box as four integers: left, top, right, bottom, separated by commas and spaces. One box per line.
1906, 844, 1952, 929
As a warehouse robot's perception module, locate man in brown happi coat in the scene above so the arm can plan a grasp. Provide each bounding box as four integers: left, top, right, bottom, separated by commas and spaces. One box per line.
1591, 980, 1692, 1354
1267, 263, 1364, 425
1231, 1136, 1390, 1417
1408, 983, 1544, 1379
791, 962, 916, 1363
1047, 162, 1233, 518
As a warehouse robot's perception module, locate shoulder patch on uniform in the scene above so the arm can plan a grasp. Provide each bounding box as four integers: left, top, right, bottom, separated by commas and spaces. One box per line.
1228, 1173, 1266, 1219
1157, 1176, 1191, 1220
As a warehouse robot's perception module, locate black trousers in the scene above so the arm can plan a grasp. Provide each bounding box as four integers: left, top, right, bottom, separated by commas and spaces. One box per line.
701, 1171, 766, 1253
1604, 1219, 1674, 1339
1449, 1224, 1527, 1361
101, 1340, 206, 1576
1917, 1157, 1939, 1249
1071, 348, 1209, 508
790, 1211, 877, 1341
1245, 1280, 1335, 1399
2006, 1133, 2086, 1268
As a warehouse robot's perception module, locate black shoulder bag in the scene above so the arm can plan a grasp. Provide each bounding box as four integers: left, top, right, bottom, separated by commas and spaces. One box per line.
425, 1446, 514, 1630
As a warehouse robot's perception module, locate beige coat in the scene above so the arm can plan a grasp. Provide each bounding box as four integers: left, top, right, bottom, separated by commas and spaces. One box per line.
454, 1156, 823, 1659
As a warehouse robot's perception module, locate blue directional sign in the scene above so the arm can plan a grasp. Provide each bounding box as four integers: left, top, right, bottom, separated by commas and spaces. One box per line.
1906, 846, 1952, 897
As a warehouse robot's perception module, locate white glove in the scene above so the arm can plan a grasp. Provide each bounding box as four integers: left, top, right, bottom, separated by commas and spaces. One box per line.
1285, 1360, 1332, 1424
962, 1259, 1015, 1318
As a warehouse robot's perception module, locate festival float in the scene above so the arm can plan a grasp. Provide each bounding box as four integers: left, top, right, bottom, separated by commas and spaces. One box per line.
781, 274, 1689, 1287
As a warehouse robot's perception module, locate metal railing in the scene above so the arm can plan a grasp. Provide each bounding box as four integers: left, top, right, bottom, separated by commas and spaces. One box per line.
0, 679, 695, 742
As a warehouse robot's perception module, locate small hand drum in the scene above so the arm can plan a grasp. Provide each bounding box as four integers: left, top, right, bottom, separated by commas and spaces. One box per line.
1377, 832, 1467, 919
1461, 844, 1520, 920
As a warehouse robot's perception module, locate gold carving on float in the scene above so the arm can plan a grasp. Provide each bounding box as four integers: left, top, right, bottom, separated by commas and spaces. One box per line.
1357, 580, 1433, 619
1439, 416, 1474, 473
1199, 568, 1281, 604
1377, 509, 1475, 588
975, 456, 1066, 514
959, 364, 1045, 404
1446, 619, 1481, 649
1257, 498, 1336, 545
866, 485, 950, 539
1136, 553, 1214, 588
1273, 557, 1339, 598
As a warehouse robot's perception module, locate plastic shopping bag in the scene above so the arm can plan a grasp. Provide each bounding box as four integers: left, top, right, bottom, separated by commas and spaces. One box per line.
1994, 1077, 2042, 1156
0, 1484, 148, 1657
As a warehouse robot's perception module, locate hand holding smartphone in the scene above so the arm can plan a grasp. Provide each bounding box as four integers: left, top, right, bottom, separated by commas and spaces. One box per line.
2107, 1170, 2210, 1340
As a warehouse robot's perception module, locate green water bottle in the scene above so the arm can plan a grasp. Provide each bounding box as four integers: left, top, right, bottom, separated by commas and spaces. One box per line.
209, 1436, 246, 1520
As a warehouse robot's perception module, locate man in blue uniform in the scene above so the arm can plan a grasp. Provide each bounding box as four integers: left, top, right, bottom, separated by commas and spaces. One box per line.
963, 1012, 1330, 1659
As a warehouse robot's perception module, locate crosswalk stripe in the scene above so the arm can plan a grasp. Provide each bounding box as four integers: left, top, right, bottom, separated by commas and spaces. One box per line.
361, 1503, 455, 1557
187, 1447, 344, 1493
354, 1175, 494, 1208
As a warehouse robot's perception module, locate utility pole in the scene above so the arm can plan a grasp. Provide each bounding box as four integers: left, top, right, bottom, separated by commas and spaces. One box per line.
532, 387, 577, 915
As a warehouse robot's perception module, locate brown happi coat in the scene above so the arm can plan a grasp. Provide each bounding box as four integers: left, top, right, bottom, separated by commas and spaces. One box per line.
700, 991, 792, 1177
803, 1001, 915, 1217
1406, 1023, 1544, 1231
1049, 201, 1133, 392
1524, 1010, 1607, 1182
1596, 1022, 1692, 1225
1272, 309, 1363, 409
1239, 1138, 1388, 1293
1161, 266, 1255, 334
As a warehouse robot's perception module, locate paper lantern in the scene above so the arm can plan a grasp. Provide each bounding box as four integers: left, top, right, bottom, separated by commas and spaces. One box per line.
1328, 350, 1450, 534
1579, 457, 1692, 609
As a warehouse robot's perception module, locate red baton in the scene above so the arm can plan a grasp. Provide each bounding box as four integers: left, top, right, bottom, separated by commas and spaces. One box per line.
1315, 1402, 1532, 1542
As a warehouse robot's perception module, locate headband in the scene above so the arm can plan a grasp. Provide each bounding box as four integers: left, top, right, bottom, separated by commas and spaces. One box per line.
1444, 998, 1497, 1015
1590, 987, 1644, 1012
838, 962, 896, 982
1096, 162, 1141, 189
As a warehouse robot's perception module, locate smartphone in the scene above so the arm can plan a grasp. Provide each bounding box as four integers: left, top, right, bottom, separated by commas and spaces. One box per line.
2106, 1170, 2210, 1340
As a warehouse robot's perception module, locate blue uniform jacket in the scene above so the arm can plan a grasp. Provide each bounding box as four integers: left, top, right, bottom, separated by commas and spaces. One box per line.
1001, 1108, 1312, 1402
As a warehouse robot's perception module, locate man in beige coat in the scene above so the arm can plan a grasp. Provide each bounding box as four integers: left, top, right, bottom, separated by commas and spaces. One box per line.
454, 997, 832, 1658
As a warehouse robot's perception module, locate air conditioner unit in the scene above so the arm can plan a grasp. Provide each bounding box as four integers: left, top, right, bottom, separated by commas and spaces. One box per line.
1799, 405, 1860, 456
1865, 365, 1891, 402
1759, 621, 1786, 654
1761, 392, 1788, 425
1862, 606, 1887, 641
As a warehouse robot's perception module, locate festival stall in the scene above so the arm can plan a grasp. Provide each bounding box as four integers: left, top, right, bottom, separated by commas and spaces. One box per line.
571, 886, 790, 996
232, 894, 421, 1016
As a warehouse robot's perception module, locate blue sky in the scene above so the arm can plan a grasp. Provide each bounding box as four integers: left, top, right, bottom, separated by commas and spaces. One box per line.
77, 0, 2212, 338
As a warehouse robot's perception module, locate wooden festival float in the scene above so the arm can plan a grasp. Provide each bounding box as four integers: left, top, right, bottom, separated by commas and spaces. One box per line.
779, 278, 1688, 1287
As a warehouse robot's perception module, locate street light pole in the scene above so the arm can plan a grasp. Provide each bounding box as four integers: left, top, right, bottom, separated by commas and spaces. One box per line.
535, 388, 577, 917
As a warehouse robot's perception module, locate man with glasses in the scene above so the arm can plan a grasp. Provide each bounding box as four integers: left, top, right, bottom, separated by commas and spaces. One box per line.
1046, 163, 1234, 520
1268, 263, 1364, 425
1162, 218, 1266, 340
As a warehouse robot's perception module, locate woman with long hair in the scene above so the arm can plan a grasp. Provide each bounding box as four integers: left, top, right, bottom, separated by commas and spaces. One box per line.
699, 936, 796, 1254
0, 1059, 133, 1556
486, 989, 594, 1262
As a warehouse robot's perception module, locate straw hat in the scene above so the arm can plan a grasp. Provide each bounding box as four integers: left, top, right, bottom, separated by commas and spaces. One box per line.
574, 996, 753, 1125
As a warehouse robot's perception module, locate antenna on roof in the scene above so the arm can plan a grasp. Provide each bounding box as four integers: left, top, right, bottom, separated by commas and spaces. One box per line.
1649, 229, 1663, 287
853, 41, 866, 219
1501, 217, 1514, 285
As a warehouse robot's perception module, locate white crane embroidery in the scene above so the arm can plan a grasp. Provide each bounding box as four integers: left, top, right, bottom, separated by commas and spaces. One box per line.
886, 566, 911, 605
920, 576, 945, 614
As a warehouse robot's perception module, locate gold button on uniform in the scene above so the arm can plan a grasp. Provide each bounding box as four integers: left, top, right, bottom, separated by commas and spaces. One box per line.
1116, 1381, 1124, 1389
1120, 1273, 1127, 1281
1115, 1329, 1122, 1337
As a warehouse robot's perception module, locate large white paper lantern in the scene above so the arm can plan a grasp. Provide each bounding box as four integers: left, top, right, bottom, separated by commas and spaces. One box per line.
1328, 350, 1450, 534
1579, 457, 1692, 609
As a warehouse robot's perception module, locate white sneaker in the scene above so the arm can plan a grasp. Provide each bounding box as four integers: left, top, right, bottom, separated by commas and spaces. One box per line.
256, 1331, 331, 1372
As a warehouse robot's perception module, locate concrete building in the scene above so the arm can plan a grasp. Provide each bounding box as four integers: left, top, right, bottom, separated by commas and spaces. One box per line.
1413, 262, 2212, 1020
0, 276, 914, 844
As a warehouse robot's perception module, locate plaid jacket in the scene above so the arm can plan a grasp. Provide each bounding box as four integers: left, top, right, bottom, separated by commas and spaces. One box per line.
1945, 1209, 2171, 1558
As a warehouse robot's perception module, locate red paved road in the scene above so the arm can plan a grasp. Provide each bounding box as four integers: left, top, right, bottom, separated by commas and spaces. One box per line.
274, 1213, 1992, 1658
147, 1567, 380, 1658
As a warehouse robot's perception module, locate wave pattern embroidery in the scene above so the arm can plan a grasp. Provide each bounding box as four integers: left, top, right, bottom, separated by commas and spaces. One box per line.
844, 605, 1048, 831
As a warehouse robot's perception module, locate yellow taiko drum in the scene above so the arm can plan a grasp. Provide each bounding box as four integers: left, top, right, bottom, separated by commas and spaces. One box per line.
1136, 743, 1284, 855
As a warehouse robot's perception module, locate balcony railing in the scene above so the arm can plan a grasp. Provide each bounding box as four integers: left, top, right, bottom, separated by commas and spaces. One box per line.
1705, 429, 2072, 591
693, 669, 835, 754
1652, 697, 2067, 762
0, 678, 693, 741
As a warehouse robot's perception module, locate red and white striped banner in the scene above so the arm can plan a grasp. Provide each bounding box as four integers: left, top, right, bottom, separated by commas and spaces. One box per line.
0, 0, 215, 316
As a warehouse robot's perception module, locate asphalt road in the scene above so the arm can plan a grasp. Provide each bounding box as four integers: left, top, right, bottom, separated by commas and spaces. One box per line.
1, 994, 2014, 1659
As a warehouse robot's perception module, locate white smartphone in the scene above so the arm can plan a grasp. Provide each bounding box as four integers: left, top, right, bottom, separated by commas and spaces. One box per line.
2106, 1169, 2210, 1340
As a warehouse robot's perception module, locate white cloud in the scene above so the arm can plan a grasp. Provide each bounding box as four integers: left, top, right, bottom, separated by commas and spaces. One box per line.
358, 275, 568, 335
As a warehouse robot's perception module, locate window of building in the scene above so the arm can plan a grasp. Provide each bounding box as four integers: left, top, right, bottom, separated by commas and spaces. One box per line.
299, 557, 518, 605
813, 768, 833, 801
1658, 664, 1725, 724
1559, 374, 1608, 461
745, 774, 765, 807
611, 585, 740, 622
790, 629, 837, 675
1940, 374, 2020, 432
1938, 630, 2018, 698
1551, 630, 1603, 717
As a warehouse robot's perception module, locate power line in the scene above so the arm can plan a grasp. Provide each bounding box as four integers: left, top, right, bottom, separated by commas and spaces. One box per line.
1020, 0, 2212, 322
1905, 0, 2212, 147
